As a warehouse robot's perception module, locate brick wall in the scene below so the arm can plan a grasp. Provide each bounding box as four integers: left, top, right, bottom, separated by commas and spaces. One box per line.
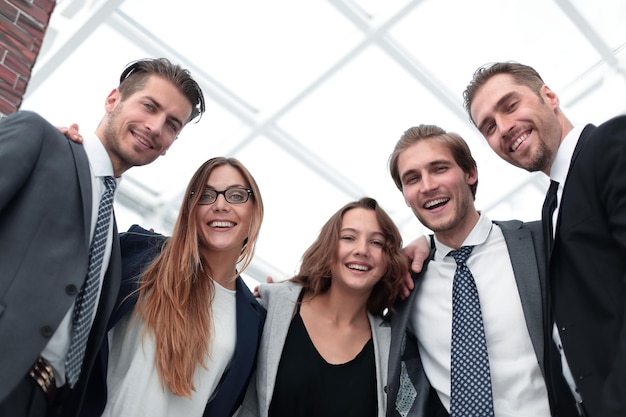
0, 0, 55, 116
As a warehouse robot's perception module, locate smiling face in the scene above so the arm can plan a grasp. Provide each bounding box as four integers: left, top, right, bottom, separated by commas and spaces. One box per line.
98, 75, 192, 176
330, 208, 387, 295
195, 164, 253, 259
398, 140, 478, 246
470, 73, 564, 174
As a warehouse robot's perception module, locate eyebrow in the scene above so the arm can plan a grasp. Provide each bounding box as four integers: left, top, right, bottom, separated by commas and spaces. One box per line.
477, 91, 517, 133
203, 184, 247, 190
144, 96, 184, 128
341, 227, 385, 239
400, 159, 452, 183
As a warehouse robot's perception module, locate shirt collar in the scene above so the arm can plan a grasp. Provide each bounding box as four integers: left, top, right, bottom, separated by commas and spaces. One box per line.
433, 211, 492, 259
82, 132, 116, 179
549, 125, 584, 184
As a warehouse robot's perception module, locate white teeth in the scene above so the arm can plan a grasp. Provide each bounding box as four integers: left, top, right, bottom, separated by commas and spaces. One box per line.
347, 263, 369, 271
511, 133, 529, 151
209, 221, 235, 228
425, 198, 448, 209
133, 133, 152, 148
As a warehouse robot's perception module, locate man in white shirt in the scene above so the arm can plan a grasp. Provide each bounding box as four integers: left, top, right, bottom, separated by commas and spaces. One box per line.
464, 61, 626, 417
0, 58, 205, 417
385, 124, 574, 417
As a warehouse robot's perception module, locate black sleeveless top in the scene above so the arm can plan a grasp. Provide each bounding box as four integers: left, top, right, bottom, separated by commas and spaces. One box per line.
268, 302, 377, 417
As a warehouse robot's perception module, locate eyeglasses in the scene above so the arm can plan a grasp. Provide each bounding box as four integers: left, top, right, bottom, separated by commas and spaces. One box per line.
193, 187, 253, 205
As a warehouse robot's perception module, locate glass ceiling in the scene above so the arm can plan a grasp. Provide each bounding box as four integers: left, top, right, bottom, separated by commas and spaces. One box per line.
22, 0, 626, 285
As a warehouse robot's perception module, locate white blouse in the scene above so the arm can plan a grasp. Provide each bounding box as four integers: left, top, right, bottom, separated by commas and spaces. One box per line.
103, 283, 237, 417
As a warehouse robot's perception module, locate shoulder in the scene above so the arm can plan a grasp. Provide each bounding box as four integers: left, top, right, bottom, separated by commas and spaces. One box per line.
119, 225, 167, 274
2, 110, 58, 134
581, 116, 626, 151
259, 281, 301, 304
120, 225, 167, 247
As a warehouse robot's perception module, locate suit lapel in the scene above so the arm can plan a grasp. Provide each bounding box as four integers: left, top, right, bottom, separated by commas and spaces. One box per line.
496, 220, 545, 367
68, 140, 93, 249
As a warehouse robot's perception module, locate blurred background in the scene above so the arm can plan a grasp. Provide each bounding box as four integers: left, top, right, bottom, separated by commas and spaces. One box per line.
15, 0, 626, 285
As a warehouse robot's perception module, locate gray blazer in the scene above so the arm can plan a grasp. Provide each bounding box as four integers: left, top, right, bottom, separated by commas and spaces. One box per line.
0, 111, 122, 416
238, 281, 391, 417
385, 220, 546, 417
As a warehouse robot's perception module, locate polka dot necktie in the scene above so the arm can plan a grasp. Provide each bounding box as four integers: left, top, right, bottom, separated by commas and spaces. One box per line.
65, 176, 117, 387
448, 246, 494, 417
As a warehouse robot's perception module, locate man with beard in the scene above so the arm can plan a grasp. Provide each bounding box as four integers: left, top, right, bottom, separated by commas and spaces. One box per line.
385, 125, 577, 417
0, 58, 204, 417
465, 61, 626, 417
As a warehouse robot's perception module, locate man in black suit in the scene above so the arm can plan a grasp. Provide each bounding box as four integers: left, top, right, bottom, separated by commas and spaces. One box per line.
465, 61, 626, 417
0, 58, 204, 417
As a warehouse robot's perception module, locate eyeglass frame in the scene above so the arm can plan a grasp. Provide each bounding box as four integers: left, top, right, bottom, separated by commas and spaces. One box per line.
191, 186, 253, 205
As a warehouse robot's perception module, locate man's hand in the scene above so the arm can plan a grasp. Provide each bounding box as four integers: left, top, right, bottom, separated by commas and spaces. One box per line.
253, 276, 275, 298
57, 123, 83, 143
398, 236, 430, 300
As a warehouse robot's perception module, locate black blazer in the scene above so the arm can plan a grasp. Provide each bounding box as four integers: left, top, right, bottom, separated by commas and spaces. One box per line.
0, 111, 122, 417
80, 225, 266, 417
550, 116, 626, 416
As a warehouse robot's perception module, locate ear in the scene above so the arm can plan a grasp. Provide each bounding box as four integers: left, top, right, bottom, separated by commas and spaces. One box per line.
104, 88, 121, 113
467, 165, 478, 186
541, 85, 560, 110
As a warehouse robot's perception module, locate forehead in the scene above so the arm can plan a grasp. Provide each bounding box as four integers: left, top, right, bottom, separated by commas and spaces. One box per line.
398, 140, 455, 171
471, 73, 527, 119
342, 208, 381, 232
132, 75, 193, 122
206, 165, 247, 187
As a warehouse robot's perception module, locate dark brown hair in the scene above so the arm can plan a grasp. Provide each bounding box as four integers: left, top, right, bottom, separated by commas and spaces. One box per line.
118, 57, 205, 124
463, 61, 545, 125
291, 197, 406, 316
388, 124, 478, 199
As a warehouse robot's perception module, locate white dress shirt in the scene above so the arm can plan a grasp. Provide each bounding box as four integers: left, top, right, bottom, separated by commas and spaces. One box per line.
41, 132, 119, 386
410, 213, 551, 416
547, 125, 585, 405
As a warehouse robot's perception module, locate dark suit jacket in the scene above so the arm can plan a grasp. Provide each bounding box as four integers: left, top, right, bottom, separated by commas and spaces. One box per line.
0, 111, 122, 416
80, 225, 266, 417
386, 220, 547, 417
550, 116, 626, 416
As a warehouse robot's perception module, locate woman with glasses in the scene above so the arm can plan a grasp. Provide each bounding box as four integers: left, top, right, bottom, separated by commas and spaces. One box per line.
238, 197, 406, 417
81, 157, 265, 417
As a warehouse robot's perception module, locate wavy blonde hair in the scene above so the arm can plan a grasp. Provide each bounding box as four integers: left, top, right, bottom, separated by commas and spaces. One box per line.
135, 157, 263, 397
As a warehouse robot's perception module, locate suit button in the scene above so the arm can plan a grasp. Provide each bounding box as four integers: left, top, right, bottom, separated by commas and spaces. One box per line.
41, 325, 54, 338
66, 284, 78, 295
384, 385, 389, 393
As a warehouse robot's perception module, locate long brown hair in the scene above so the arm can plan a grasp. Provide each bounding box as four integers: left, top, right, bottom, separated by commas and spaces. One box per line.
291, 197, 406, 316
135, 157, 263, 397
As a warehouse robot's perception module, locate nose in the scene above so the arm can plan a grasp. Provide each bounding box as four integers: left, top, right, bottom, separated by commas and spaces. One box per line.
212, 193, 230, 210
495, 113, 515, 138
420, 173, 437, 193
354, 238, 369, 257
145, 113, 166, 136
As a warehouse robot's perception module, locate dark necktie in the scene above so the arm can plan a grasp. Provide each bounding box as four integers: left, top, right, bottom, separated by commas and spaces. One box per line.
449, 246, 495, 417
65, 176, 117, 387
542, 180, 559, 259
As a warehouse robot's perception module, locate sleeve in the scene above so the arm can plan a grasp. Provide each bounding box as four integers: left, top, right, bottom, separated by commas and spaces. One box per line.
589, 118, 626, 412
0, 111, 50, 211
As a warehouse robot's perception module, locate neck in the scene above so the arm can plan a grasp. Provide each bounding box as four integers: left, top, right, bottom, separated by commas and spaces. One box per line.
201, 251, 239, 290
307, 287, 370, 326
435, 208, 481, 249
